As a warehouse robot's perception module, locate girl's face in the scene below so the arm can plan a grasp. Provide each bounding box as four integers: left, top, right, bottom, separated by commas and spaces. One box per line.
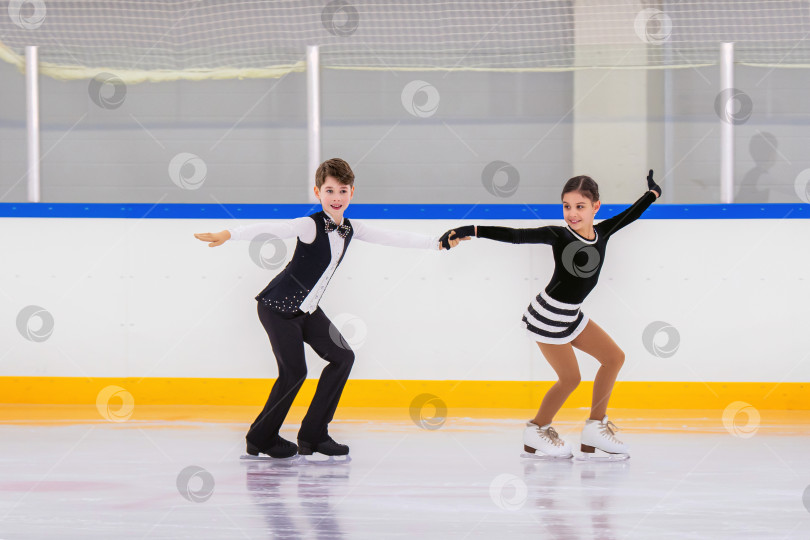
562, 191, 600, 233
314, 176, 354, 222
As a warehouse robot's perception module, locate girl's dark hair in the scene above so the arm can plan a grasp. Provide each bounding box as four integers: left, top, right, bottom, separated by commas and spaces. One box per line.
561, 175, 600, 203
316, 158, 355, 188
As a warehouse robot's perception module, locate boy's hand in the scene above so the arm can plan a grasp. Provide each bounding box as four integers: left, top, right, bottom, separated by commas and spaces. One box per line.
444, 234, 471, 250
194, 230, 231, 247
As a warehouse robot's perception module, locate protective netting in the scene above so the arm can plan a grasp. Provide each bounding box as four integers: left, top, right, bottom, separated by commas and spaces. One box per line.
1, 0, 810, 82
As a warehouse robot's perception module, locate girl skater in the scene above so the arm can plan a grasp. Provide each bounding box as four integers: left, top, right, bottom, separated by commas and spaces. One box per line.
195, 158, 460, 460
441, 170, 661, 459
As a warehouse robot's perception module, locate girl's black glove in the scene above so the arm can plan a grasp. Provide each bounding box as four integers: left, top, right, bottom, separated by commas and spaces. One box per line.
439, 225, 475, 250
647, 169, 662, 197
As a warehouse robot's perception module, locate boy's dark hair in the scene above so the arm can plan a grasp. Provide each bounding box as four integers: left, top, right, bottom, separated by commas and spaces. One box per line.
316, 158, 355, 188
561, 175, 600, 203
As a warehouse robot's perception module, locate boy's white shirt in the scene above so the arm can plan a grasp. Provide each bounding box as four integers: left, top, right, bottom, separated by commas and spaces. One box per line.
228, 217, 440, 313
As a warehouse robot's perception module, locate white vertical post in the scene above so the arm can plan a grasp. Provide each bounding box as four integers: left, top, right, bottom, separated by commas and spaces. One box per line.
720, 42, 734, 204
663, 38, 674, 204
25, 45, 41, 203
306, 45, 321, 203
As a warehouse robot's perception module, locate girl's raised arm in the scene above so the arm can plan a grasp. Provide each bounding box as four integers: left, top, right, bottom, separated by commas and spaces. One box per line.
597, 170, 661, 237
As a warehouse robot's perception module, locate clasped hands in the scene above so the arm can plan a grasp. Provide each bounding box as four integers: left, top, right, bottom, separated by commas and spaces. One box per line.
439, 225, 475, 250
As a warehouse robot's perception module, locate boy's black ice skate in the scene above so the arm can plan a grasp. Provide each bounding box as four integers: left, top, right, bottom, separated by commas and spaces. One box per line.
242, 435, 299, 460
297, 436, 349, 456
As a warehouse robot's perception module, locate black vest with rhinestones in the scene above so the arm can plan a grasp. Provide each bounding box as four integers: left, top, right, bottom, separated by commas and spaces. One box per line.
255, 211, 354, 313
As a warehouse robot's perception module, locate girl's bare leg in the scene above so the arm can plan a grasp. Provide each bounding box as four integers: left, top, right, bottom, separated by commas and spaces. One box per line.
533, 342, 581, 426
570, 320, 625, 421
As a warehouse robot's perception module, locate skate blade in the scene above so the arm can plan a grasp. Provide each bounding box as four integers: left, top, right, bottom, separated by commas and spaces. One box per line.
520, 452, 573, 461
240, 454, 301, 463
575, 451, 629, 462
299, 454, 352, 465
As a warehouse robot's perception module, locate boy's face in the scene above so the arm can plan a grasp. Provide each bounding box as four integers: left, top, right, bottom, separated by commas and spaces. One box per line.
314, 176, 354, 221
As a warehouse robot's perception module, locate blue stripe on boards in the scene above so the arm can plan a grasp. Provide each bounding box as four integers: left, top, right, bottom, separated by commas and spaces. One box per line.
0, 203, 806, 219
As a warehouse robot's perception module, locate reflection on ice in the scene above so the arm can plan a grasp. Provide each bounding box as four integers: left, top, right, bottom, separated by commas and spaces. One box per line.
0, 414, 808, 539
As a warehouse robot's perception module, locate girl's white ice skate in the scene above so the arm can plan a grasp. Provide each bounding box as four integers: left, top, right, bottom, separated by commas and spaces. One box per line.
521, 421, 573, 459
577, 415, 630, 461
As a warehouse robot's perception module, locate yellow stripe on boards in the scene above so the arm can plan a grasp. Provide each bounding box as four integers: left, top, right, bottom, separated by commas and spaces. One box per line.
0, 377, 806, 410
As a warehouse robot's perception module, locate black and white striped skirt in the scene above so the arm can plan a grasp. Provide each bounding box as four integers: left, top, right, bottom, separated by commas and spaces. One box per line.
522, 291, 589, 345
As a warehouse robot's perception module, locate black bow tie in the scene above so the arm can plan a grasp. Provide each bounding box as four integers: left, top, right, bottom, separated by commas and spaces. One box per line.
324, 217, 351, 238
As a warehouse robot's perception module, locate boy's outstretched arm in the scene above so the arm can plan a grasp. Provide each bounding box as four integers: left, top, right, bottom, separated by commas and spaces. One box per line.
352, 220, 465, 251
194, 218, 313, 248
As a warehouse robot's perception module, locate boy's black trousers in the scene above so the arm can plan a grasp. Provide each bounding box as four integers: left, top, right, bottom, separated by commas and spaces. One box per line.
246, 302, 355, 449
